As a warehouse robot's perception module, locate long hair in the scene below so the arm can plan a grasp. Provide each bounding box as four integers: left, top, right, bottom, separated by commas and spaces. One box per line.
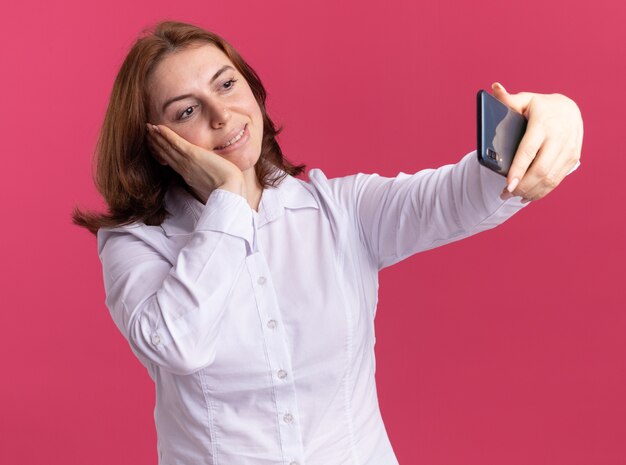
72, 20, 305, 235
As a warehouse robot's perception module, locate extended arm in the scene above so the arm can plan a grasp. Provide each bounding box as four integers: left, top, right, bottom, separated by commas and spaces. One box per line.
328, 86, 582, 269
329, 151, 527, 270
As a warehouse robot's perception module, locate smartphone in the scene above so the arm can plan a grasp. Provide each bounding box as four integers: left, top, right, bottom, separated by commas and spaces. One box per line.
477, 89, 527, 177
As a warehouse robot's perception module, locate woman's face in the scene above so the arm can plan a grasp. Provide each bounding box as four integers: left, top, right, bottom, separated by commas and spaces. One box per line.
146, 43, 263, 176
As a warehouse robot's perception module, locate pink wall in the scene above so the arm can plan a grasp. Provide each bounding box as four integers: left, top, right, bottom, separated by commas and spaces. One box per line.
2, 0, 624, 464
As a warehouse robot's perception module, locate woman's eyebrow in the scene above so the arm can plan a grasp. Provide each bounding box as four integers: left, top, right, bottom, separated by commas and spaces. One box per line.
161, 65, 235, 112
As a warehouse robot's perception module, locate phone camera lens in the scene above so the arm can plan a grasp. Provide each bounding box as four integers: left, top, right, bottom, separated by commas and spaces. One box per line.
487, 148, 498, 161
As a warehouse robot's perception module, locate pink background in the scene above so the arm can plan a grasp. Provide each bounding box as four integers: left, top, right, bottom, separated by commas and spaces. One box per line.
2, 0, 624, 464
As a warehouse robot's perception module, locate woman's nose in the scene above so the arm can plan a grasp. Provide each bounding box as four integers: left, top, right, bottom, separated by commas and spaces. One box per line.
209, 102, 231, 129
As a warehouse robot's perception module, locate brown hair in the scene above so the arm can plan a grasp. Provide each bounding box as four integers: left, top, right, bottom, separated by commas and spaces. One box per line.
72, 20, 305, 235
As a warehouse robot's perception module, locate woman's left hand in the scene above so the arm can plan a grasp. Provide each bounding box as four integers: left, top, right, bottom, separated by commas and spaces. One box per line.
491, 82, 583, 203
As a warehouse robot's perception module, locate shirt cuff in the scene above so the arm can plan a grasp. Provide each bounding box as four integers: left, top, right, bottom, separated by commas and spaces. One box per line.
195, 188, 256, 252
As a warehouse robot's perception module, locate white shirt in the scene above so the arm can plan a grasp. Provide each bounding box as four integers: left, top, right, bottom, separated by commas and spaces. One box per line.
97, 150, 530, 465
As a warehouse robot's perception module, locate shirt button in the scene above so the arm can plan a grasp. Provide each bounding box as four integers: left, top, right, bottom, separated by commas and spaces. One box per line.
257, 276, 266, 285
267, 320, 277, 329
283, 413, 294, 424
277, 369, 287, 379
151, 333, 161, 345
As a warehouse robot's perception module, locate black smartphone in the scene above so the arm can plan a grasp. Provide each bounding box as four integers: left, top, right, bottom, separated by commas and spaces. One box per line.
477, 89, 528, 177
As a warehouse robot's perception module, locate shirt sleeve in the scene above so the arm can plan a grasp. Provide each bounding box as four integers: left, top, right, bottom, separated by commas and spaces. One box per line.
325, 150, 532, 270
97, 188, 256, 376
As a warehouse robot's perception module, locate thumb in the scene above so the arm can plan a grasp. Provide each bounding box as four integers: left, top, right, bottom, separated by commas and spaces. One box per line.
491, 82, 532, 116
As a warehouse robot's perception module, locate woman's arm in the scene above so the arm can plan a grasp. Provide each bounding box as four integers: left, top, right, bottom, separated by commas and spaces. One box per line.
324, 151, 527, 270
98, 187, 256, 376
323, 88, 582, 270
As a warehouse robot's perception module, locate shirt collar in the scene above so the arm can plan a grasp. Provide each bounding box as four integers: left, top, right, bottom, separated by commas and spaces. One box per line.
161, 170, 319, 236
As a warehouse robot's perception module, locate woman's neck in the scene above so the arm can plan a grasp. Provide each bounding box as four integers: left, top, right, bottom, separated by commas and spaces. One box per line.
244, 169, 263, 212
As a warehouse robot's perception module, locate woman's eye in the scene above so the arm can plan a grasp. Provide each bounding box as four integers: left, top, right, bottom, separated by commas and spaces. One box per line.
178, 106, 195, 120
223, 78, 237, 90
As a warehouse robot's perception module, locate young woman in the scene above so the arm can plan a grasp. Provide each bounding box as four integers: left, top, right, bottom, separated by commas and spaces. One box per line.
73, 20, 582, 465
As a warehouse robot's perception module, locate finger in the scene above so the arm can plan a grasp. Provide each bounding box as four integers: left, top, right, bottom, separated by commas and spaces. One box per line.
153, 124, 195, 158
146, 127, 171, 162
491, 82, 533, 116
506, 122, 546, 193
147, 126, 180, 168
520, 154, 564, 202
529, 146, 580, 201
145, 130, 169, 166
514, 134, 564, 198
147, 139, 169, 166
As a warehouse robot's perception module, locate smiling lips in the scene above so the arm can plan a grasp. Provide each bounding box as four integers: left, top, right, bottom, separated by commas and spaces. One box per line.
214, 124, 247, 150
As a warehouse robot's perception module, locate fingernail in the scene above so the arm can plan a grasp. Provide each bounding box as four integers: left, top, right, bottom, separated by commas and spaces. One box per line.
492, 82, 507, 93
506, 178, 519, 193
500, 190, 514, 201
152, 124, 160, 133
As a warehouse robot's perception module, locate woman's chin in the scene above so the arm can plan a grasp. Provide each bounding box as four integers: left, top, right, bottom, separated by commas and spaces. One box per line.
222, 150, 261, 172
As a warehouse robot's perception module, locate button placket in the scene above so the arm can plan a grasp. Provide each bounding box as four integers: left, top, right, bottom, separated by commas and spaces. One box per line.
246, 253, 305, 462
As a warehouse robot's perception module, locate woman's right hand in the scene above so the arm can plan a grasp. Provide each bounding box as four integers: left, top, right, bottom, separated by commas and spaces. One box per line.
146, 123, 246, 203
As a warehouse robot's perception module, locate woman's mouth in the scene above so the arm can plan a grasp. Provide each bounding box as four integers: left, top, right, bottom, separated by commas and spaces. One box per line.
214, 124, 249, 153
